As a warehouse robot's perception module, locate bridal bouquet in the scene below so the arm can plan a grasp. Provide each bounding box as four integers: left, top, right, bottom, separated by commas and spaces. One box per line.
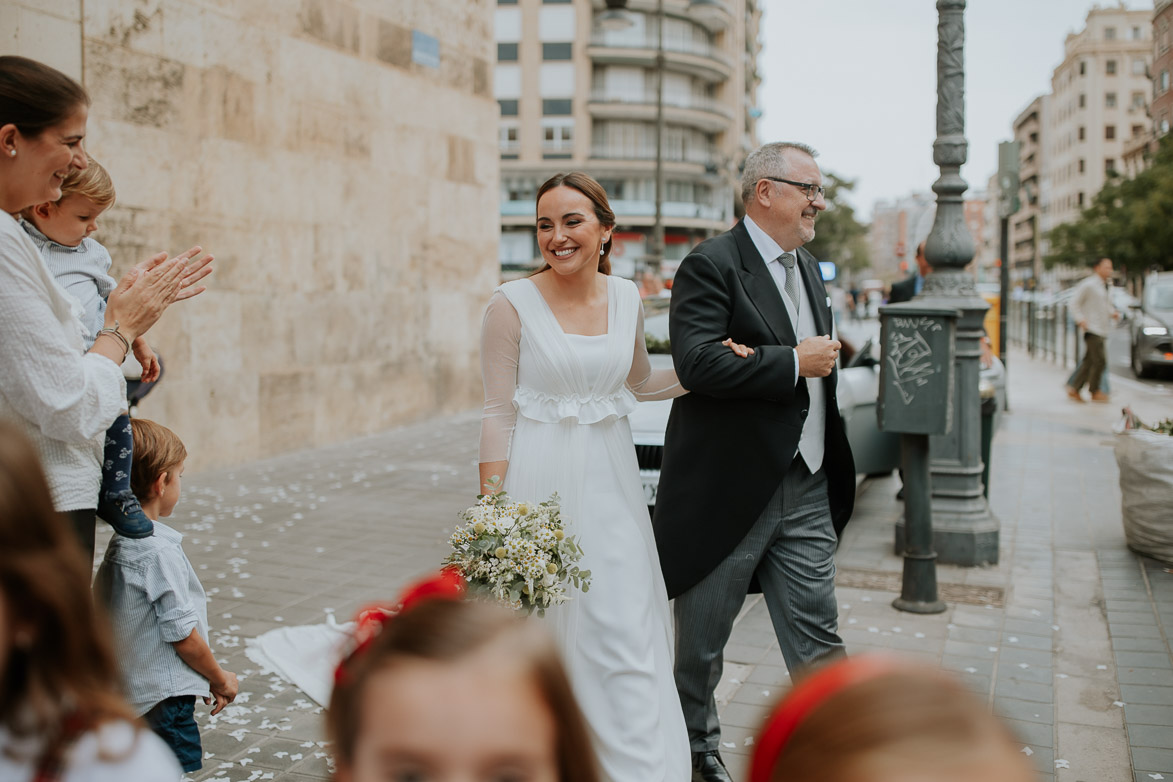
443, 489, 591, 616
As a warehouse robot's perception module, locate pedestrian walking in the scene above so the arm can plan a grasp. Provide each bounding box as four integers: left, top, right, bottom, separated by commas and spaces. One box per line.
1066, 257, 1117, 403
888, 240, 929, 304
328, 571, 600, 782
653, 141, 855, 782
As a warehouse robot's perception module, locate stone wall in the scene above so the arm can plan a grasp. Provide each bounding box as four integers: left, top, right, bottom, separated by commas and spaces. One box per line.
2, 0, 499, 470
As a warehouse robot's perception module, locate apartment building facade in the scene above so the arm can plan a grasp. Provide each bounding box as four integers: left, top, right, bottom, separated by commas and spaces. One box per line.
494, 0, 761, 278
1153, 0, 1173, 137
1010, 95, 1048, 283
1042, 6, 1152, 238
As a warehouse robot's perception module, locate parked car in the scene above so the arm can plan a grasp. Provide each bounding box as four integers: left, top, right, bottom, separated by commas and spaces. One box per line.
629, 315, 1005, 511
1130, 272, 1173, 378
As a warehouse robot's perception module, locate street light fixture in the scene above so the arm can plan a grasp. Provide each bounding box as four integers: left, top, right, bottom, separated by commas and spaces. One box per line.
598, 0, 635, 31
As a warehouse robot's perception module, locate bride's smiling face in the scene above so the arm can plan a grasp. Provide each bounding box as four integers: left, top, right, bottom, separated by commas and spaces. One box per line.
535, 186, 612, 277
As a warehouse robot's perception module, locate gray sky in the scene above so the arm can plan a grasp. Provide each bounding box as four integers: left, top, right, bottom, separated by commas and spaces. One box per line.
757, 0, 1153, 220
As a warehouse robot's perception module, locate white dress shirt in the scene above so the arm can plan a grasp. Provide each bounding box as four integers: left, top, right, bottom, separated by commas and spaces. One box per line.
742, 215, 826, 472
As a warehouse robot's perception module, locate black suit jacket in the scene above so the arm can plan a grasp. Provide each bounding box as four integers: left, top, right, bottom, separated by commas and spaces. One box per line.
888, 275, 918, 304
652, 220, 855, 599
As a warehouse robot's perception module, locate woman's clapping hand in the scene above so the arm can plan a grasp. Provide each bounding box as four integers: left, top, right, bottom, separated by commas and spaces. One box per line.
106, 246, 214, 341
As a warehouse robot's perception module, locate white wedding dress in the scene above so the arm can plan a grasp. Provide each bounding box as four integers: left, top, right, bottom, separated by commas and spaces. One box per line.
480, 275, 690, 782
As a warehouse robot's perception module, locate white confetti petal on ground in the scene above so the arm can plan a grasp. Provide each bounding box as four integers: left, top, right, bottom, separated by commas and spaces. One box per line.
204, 752, 215, 759
965, 667, 978, 673
1148, 774, 1164, 779
722, 742, 736, 749
840, 604, 851, 610
1021, 747, 1033, 756
247, 748, 261, 754
1018, 663, 1030, 669
1055, 759, 1070, 769
273, 752, 288, 758
1008, 636, 1019, 643
1051, 625, 1060, 631
239, 759, 253, 766
1097, 665, 1108, 670
761, 690, 770, 696
848, 618, 858, 624
891, 627, 902, 633
274, 616, 283, 622
1057, 673, 1069, 679
861, 596, 871, 602
744, 737, 755, 746
989, 647, 998, 652
914, 632, 925, 639
730, 678, 741, 685
868, 627, 879, 633
290, 753, 303, 761
947, 624, 957, 630
301, 742, 315, 747
229, 729, 248, 741
1113, 701, 1126, 707
1030, 609, 1041, 616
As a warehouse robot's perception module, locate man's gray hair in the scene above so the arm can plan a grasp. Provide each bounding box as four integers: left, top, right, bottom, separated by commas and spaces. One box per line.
740, 142, 819, 205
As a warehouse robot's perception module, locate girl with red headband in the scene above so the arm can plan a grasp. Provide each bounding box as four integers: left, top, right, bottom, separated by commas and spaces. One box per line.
329, 571, 600, 782
750, 656, 1037, 782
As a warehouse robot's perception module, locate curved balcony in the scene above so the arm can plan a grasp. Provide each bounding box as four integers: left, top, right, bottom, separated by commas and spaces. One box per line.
587, 35, 733, 84
587, 91, 733, 133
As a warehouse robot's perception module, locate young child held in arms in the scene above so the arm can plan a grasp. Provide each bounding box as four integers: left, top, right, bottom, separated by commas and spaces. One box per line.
329, 571, 600, 782
94, 418, 238, 774
21, 157, 160, 539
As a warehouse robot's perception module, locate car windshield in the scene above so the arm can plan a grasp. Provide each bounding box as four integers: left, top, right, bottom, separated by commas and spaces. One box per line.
1149, 285, 1173, 310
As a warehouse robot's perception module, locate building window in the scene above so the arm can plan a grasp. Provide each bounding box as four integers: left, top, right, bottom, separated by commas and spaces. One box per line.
1105, 125, 1116, 140
497, 43, 518, 62
1162, 117, 1171, 134
1079, 93, 1086, 108
541, 121, 573, 158
542, 42, 572, 60
1078, 125, 1086, 141
1133, 123, 1145, 138
1105, 158, 1116, 174
1106, 59, 1117, 75
542, 0, 572, 3
1133, 91, 1146, 108
542, 99, 572, 115
1079, 60, 1087, 76
498, 0, 518, 4
499, 99, 519, 116
1078, 158, 1086, 173
1161, 71, 1171, 92
1133, 58, 1146, 76
1078, 192, 1085, 207
1106, 92, 1117, 108
1104, 26, 1116, 40
499, 125, 519, 157
1131, 25, 1142, 40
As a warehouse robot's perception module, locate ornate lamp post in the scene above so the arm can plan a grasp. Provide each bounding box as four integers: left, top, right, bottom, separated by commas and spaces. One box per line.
898, 0, 999, 566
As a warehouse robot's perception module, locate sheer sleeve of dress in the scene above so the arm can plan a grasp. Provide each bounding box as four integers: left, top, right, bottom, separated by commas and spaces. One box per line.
626, 299, 686, 401
479, 291, 521, 463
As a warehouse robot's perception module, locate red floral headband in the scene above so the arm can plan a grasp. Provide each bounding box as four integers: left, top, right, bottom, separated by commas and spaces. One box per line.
749, 655, 904, 782
334, 569, 466, 684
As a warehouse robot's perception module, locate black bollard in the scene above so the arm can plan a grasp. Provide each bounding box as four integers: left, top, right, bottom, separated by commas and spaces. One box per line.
892, 432, 946, 614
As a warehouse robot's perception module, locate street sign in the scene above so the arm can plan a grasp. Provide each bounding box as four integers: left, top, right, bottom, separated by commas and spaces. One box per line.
997, 141, 1021, 219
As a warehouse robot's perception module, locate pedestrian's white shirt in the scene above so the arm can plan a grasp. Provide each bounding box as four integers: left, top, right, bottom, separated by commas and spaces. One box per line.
0, 211, 125, 511
742, 215, 827, 472
1070, 273, 1113, 337
0, 720, 182, 782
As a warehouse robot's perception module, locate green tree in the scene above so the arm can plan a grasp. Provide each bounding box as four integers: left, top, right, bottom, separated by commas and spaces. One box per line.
1046, 134, 1173, 276
804, 172, 870, 273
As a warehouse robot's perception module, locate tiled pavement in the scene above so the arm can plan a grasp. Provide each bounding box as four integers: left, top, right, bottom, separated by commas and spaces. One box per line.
96, 346, 1173, 782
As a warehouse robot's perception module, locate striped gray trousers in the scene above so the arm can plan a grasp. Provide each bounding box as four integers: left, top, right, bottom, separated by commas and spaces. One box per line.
672, 459, 845, 752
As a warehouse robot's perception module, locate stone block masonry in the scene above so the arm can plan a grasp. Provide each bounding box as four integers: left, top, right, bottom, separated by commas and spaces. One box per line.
0, 0, 499, 469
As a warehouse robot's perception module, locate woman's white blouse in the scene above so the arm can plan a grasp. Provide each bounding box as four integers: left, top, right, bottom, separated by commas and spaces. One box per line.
0, 211, 125, 511
0, 720, 182, 782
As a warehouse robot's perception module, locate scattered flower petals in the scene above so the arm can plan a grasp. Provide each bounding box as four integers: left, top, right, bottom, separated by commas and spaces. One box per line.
1021, 747, 1033, 756
1055, 759, 1070, 769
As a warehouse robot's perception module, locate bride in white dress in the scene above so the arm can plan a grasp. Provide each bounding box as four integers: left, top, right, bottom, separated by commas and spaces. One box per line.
478, 172, 750, 782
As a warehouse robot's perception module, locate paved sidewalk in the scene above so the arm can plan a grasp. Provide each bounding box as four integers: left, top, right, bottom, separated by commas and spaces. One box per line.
98, 346, 1172, 782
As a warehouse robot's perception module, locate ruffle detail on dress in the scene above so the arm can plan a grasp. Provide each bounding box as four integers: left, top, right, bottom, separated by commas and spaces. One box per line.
514, 385, 637, 425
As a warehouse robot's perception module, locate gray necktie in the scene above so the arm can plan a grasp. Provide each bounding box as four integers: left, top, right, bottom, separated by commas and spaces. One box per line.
778, 252, 801, 315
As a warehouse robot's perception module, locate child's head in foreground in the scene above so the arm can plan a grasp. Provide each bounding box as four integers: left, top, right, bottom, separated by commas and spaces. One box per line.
23, 154, 115, 247
129, 418, 187, 519
328, 572, 599, 782
751, 655, 1037, 782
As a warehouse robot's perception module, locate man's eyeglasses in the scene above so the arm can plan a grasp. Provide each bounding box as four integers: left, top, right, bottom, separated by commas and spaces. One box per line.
762, 177, 826, 202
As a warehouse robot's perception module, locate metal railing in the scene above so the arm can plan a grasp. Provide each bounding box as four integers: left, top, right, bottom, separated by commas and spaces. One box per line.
1006, 298, 1083, 370
588, 90, 731, 117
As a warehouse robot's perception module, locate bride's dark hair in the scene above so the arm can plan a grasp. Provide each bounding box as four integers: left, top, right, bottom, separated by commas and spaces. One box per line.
535, 172, 616, 275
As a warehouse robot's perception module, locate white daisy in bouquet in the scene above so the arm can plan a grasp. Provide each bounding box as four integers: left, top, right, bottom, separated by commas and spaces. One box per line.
444, 488, 591, 616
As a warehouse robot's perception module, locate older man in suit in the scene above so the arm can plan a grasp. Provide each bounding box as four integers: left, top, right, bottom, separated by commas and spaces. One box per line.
653, 142, 855, 782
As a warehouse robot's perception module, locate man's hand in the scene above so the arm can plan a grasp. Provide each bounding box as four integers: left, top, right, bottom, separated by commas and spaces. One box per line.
131, 337, 160, 383
205, 670, 239, 716
796, 335, 841, 378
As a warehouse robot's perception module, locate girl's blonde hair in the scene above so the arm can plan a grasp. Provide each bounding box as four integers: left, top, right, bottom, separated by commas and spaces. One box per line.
129, 418, 187, 502
329, 596, 599, 782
